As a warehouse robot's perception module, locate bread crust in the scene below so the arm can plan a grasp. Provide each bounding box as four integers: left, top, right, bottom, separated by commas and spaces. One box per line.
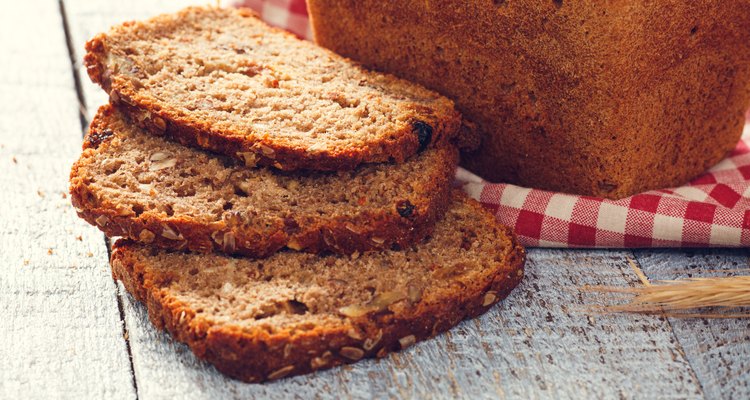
70, 106, 457, 257
83, 7, 462, 172
110, 198, 526, 383
309, 0, 750, 198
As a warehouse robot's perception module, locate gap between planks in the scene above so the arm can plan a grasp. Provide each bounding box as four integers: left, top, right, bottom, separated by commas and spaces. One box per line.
58, 0, 88, 131
627, 252, 704, 394
0, 0, 136, 397
58, 0, 141, 397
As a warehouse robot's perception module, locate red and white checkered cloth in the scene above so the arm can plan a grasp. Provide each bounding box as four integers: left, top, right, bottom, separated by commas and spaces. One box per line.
238, 0, 750, 248
238, 0, 311, 38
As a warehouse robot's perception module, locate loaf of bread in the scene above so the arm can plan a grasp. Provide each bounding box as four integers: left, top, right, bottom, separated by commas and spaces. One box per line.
110, 192, 525, 382
68, 5, 531, 385
308, 1, 750, 198
70, 106, 457, 257
84, 6, 462, 171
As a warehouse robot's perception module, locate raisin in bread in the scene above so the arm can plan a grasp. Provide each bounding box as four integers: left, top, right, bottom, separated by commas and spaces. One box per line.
309, 1, 750, 198
110, 192, 526, 382
70, 106, 457, 257
84, 6, 462, 171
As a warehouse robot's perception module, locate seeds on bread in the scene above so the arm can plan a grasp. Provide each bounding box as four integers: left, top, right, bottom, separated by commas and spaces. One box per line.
110, 192, 526, 382
84, 6, 462, 171
70, 105, 457, 257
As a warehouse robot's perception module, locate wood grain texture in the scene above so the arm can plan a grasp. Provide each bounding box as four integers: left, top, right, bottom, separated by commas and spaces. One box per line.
0, 1, 135, 398
634, 249, 750, 400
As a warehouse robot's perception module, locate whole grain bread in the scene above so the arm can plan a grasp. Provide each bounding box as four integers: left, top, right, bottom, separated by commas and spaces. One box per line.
70, 106, 457, 257
110, 192, 525, 383
309, 0, 750, 198
84, 6, 462, 171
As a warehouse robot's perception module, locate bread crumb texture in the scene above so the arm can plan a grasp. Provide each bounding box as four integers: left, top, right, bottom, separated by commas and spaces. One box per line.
84, 6, 462, 171
111, 192, 525, 382
70, 106, 457, 256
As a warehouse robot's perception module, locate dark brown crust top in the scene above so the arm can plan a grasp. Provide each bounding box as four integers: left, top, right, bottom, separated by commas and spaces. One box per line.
69, 106, 457, 257
308, 1, 750, 198
110, 197, 526, 383
83, 7, 462, 172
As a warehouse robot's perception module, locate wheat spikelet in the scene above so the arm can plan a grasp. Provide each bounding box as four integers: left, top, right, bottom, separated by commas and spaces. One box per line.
584, 258, 750, 318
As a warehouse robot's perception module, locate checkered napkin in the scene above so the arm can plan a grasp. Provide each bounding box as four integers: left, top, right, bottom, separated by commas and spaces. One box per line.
238, 0, 750, 248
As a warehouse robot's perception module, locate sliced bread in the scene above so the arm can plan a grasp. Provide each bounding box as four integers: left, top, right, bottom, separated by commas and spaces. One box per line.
111, 192, 526, 382
84, 6, 462, 171
70, 106, 457, 257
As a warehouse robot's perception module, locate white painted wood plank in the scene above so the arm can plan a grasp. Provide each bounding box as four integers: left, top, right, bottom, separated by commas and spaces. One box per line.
634, 249, 750, 400
63, 2, 711, 398
0, 1, 135, 398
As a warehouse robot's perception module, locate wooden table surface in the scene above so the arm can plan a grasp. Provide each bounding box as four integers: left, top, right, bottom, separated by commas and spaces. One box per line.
1, 1, 749, 399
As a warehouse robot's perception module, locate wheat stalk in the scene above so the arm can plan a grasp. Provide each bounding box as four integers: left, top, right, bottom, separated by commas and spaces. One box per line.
584, 258, 750, 318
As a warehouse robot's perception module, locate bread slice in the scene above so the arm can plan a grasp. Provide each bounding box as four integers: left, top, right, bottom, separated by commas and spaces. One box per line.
83, 6, 461, 171
111, 192, 525, 382
70, 106, 457, 257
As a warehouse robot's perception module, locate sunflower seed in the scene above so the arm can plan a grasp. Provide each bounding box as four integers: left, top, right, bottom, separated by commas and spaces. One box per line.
399, 335, 416, 349
339, 347, 365, 361
95, 215, 109, 227
161, 225, 184, 240
483, 291, 498, 306
267, 365, 295, 380
363, 330, 383, 351
237, 152, 258, 167
138, 229, 155, 243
